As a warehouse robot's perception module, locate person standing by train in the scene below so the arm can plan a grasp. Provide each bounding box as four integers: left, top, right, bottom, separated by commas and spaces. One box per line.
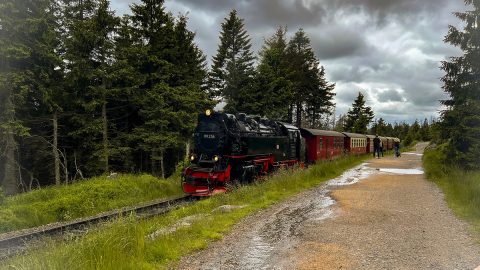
373, 135, 381, 158
394, 140, 401, 157
379, 139, 384, 157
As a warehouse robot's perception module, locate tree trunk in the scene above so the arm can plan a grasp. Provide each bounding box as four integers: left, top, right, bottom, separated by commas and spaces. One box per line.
102, 101, 108, 173
185, 140, 190, 160
296, 102, 302, 127
3, 131, 18, 195
151, 150, 157, 176
160, 149, 165, 179
2, 97, 18, 195
288, 103, 293, 124
53, 110, 61, 185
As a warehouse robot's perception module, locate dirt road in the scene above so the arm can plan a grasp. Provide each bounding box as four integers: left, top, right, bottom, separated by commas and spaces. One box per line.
177, 143, 480, 270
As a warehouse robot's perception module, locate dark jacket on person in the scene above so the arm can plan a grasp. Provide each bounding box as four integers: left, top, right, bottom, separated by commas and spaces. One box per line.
373, 137, 381, 148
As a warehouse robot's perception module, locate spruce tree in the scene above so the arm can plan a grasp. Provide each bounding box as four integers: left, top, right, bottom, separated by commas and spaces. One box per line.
61, 0, 119, 177
209, 10, 255, 112
250, 26, 292, 119
128, 1, 211, 177
440, 0, 480, 169
0, 0, 63, 193
285, 29, 335, 127
343, 92, 374, 134
305, 66, 335, 128
371, 118, 387, 135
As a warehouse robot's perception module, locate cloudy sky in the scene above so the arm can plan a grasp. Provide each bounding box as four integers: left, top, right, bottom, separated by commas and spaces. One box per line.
111, 0, 467, 124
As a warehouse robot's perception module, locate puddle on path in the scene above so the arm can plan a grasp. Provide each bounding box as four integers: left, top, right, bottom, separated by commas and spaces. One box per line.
379, 168, 424, 175
229, 163, 377, 270
402, 152, 423, 156
202, 163, 425, 270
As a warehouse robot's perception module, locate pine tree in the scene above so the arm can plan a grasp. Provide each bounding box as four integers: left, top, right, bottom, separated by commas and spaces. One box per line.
209, 10, 255, 113
343, 92, 374, 134
305, 66, 335, 128
333, 114, 346, 132
440, 0, 480, 169
0, 0, 64, 193
128, 1, 211, 177
371, 118, 387, 135
285, 29, 335, 127
61, 0, 119, 177
249, 26, 292, 119
419, 118, 431, 141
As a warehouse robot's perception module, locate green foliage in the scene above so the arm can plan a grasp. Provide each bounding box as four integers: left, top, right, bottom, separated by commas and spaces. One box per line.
208, 10, 255, 113
0, 0, 212, 193
0, 174, 183, 233
439, 0, 480, 169
0, 188, 4, 204
344, 92, 374, 134
0, 0, 61, 194
125, 1, 212, 177
424, 144, 480, 235
285, 29, 335, 127
2, 154, 369, 269
247, 26, 292, 120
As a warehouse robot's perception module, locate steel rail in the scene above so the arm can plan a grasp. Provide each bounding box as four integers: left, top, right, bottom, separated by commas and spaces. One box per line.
0, 195, 192, 259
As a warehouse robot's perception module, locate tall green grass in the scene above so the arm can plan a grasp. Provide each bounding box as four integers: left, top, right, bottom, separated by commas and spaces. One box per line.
423, 144, 480, 235
0, 174, 183, 233
1, 155, 370, 270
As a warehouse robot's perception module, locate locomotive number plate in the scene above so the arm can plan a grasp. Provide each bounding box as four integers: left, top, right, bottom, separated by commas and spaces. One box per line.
203, 134, 216, 139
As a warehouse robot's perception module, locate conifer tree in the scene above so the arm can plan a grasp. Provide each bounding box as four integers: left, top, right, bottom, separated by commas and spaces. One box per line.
440, 0, 480, 169
305, 66, 335, 128
418, 118, 431, 141
333, 114, 346, 132
209, 10, 255, 112
61, 0, 119, 176
343, 92, 374, 134
128, 1, 211, 177
250, 26, 292, 119
371, 118, 387, 135
285, 29, 335, 127
0, 0, 63, 193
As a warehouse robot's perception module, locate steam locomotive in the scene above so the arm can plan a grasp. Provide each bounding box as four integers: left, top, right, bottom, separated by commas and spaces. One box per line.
181, 109, 399, 196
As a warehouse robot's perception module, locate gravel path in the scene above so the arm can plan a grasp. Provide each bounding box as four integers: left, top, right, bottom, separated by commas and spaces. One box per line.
177, 143, 480, 270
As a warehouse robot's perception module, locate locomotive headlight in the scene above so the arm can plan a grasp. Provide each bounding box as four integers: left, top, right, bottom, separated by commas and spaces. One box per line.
190, 155, 196, 161
205, 109, 212, 116
213, 155, 219, 162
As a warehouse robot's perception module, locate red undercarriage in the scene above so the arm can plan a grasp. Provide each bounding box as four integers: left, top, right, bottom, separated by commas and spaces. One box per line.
182, 155, 299, 196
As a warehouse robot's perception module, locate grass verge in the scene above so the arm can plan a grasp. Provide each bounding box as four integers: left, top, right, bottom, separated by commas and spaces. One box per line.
1, 154, 370, 270
423, 143, 480, 238
0, 174, 183, 233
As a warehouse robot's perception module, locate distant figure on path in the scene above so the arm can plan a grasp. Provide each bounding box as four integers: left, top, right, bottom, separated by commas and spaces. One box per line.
394, 140, 401, 157
373, 135, 381, 158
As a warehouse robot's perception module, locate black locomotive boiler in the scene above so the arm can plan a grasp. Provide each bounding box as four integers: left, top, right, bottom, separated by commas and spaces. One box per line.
182, 109, 304, 196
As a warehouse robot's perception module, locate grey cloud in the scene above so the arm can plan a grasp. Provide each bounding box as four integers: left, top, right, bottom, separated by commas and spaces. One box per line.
324, 0, 453, 24
335, 85, 364, 104
308, 25, 370, 60
171, 0, 326, 29
377, 89, 405, 102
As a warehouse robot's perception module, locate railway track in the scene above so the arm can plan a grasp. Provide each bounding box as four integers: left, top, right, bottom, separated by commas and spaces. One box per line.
0, 195, 192, 260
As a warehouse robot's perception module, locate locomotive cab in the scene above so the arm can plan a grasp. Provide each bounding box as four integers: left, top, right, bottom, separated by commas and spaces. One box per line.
192, 111, 228, 166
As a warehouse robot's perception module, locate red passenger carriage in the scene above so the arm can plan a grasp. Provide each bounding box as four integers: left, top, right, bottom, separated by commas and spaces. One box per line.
300, 129, 345, 163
